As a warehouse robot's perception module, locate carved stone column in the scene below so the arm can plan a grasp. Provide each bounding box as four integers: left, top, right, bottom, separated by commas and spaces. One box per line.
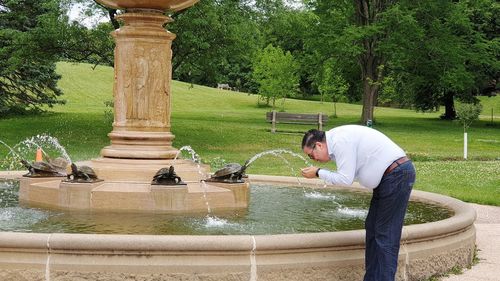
100, 10, 178, 159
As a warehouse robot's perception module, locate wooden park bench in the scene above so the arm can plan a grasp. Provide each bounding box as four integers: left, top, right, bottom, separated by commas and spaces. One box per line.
217, 83, 231, 90
266, 110, 328, 133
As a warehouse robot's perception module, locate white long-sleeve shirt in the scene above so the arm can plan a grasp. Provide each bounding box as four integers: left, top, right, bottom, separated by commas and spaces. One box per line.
317, 125, 406, 189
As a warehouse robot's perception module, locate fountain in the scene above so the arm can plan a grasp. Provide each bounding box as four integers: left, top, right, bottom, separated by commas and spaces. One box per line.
0, 174, 477, 280
0, 0, 476, 280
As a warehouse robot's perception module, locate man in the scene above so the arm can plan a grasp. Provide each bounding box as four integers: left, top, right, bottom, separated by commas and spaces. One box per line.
301, 125, 416, 281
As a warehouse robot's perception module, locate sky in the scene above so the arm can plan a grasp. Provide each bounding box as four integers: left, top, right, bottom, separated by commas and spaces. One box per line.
67, 0, 305, 28
67, 3, 108, 28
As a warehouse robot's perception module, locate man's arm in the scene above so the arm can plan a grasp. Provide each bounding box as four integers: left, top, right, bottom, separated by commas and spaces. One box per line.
318, 136, 357, 186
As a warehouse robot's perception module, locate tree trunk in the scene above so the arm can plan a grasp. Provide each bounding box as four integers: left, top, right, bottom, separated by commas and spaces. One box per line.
358, 38, 382, 124
108, 9, 120, 30
355, 0, 387, 124
441, 92, 456, 120
361, 79, 378, 124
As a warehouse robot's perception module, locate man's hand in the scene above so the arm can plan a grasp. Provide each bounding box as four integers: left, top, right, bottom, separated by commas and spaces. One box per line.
301, 166, 320, 178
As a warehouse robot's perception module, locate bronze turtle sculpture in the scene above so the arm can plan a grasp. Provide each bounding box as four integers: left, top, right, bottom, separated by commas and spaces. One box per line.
48, 157, 69, 174
206, 160, 250, 183
152, 166, 186, 186
65, 163, 102, 183
21, 159, 64, 177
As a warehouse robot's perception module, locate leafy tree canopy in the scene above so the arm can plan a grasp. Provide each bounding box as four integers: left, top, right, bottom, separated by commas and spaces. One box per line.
0, 0, 114, 115
0, 0, 65, 115
306, 0, 498, 122
252, 44, 299, 110
456, 102, 483, 132
317, 60, 349, 117
169, 0, 262, 93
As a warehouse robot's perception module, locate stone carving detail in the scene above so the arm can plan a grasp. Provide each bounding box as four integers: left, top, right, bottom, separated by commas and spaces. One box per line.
111, 12, 174, 129
149, 47, 170, 126
131, 46, 149, 120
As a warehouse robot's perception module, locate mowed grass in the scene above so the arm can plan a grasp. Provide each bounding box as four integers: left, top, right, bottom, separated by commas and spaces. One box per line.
415, 161, 499, 206
0, 62, 499, 205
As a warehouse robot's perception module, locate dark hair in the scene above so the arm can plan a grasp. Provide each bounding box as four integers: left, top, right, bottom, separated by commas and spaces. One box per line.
301, 129, 325, 149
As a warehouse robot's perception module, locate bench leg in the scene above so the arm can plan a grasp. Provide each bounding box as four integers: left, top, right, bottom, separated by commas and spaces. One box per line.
272, 111, 277, 133
318, 112, 323, 131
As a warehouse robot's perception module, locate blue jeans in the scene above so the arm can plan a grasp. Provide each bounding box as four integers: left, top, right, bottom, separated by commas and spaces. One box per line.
363, 161, 415, 281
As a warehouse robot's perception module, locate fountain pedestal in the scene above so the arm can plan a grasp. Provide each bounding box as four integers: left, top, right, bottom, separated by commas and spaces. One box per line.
93, 8, 206, 182
100, 11, 178, 159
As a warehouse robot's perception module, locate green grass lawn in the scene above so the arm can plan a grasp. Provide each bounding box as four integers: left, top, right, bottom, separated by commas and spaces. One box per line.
1, 62, 499, 205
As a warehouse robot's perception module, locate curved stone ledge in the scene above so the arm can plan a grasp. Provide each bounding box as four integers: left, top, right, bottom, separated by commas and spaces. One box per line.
0, 173, 476, 281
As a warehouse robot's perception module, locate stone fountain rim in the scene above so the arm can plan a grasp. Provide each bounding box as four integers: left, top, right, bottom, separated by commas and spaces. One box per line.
0, 173, 476, 253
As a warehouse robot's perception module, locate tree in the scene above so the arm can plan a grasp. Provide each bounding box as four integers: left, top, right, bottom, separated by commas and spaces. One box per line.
169, 0, 262, 92
61, 0, 119, 66
461, 0, 500, 97
457, 103, 482, 133
0, 0, 117, 115
376, 0, 499, 119
256, 5, 319, 97
306, 0, 498, 123
306, 0, 403, 123
456, 102, 482, 159
252, 44, 299, 110
317, 61, 348, 118
352, 0, 393, 124
0, 0, 66, 114
403, 0, 483, 119
64, 0, 120, 29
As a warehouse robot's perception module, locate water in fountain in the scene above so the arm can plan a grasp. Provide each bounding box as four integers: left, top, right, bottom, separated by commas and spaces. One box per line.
0, 179, 453, 235
304, 191, 342, 208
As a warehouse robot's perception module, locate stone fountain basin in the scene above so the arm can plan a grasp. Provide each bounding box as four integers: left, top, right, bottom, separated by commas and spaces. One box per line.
95, 0, 199, 11
0, 175, 476, 281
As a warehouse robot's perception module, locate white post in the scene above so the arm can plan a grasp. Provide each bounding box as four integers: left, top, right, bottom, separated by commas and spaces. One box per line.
464, 132, 468, 160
